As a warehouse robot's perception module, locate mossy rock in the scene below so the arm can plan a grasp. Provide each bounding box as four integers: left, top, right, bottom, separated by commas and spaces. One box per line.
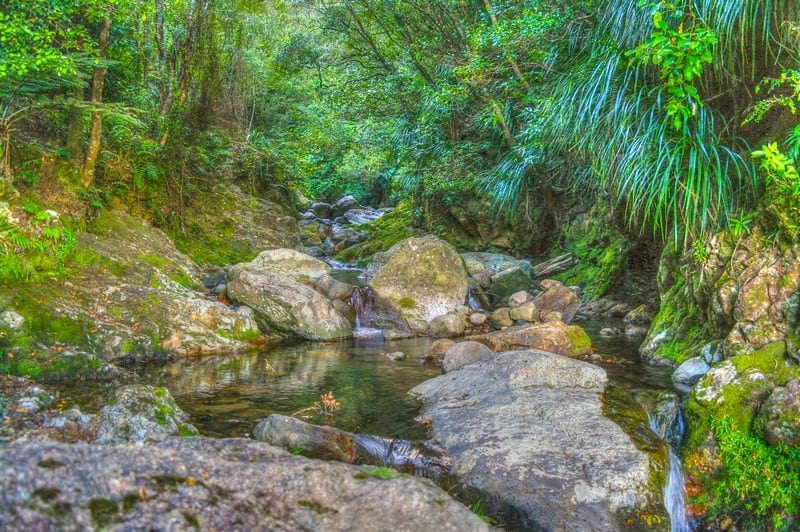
369, 235, 468, 332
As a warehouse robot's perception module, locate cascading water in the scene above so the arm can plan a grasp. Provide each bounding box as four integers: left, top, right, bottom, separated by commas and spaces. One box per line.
647, 396, 693, 532
349, 286, 374, 329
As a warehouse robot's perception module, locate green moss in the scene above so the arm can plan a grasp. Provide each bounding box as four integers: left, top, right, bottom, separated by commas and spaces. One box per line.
731, 342, 792, 382
707, 416, 800, 529
139, 253, 200, 290
217, 325, 263, 342
565, 325, 592, 356
335, 202, 417, 263
397, 297, 417, 309
645, 275, 708, 363
684, 343, 800, 527
178, 424, 198, 437
89, 498, 119, 528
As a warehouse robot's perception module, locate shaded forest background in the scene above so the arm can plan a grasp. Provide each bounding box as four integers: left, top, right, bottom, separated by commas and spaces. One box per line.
1, 0, 799, 286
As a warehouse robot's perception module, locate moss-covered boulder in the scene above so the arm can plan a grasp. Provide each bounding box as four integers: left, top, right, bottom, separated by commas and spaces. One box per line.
369, 235, 468, 332
683, 342, 800, 528
94, 385, 198, 444
1, 210, 264, 380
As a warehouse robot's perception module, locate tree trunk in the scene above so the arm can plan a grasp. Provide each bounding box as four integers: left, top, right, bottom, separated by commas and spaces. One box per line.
65, 88, 85, 165
82, 15, 112, 189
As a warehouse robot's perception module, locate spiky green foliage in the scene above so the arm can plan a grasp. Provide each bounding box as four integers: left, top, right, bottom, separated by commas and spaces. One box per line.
543, 0, 800, 241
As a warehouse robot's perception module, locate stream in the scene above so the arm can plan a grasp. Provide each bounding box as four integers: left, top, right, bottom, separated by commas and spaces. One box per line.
57, 311, 692, 529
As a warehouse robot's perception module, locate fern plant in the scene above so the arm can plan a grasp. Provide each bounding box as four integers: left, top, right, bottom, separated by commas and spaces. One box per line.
0, 202, 76, 283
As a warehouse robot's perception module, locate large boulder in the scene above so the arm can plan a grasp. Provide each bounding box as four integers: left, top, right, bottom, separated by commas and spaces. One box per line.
410, 350, 655, 530
0, 438, 488, 530
94, 385, 198, 444
229, 248, 331, 286
369, 236, 468, 332
228, 271, 352, 340
469, 322, 592, 357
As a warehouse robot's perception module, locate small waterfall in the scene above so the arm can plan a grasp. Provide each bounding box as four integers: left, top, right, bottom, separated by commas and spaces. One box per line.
647, 395, 693, 532
349, 286, 374, 329
351, 433, 450, 479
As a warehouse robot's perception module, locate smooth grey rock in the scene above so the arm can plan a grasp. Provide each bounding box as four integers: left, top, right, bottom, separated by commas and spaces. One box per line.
672, 357, 711, 386
468, 313, 488, 326
410, 350, 653, 530
228, 271, 352, 340
0, 438, 488, 531
599, 327, 620, 337
442, 341, 493, 373
94, 385, 198, 444
427, 314, 466, 338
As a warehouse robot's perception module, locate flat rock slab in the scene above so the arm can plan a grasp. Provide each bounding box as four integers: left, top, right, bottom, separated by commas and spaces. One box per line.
410, 350, 653, 531
0, 437, 487, 531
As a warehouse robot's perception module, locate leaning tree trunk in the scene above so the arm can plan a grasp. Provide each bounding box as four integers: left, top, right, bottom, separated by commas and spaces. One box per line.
82, 15, 112, 189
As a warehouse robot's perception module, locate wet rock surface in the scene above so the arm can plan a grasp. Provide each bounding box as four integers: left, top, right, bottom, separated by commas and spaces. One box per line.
410, 349, 654, 530
0, 437, 488, 531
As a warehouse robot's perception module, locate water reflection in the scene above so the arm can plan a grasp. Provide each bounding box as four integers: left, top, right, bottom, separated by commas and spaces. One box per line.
141, 337, 440, 439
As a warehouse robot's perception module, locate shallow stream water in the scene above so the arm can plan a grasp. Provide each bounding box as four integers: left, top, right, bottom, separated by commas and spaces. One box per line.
57, 316, 690, 529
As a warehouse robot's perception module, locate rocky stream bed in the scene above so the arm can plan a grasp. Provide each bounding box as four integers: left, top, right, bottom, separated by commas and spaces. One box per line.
1, 190, 763, 530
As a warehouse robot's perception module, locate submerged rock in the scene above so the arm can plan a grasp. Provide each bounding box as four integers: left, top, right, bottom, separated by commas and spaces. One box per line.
369, 236, 468, 332
253, 414, 356, 463
0, 437, 488, 530
410, 350, 654, 530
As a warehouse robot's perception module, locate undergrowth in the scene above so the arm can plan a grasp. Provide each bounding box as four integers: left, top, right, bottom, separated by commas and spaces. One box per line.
709, 416, 800, 530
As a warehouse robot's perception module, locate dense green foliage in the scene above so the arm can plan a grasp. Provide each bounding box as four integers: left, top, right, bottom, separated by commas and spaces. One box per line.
711, 416, 800, 529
